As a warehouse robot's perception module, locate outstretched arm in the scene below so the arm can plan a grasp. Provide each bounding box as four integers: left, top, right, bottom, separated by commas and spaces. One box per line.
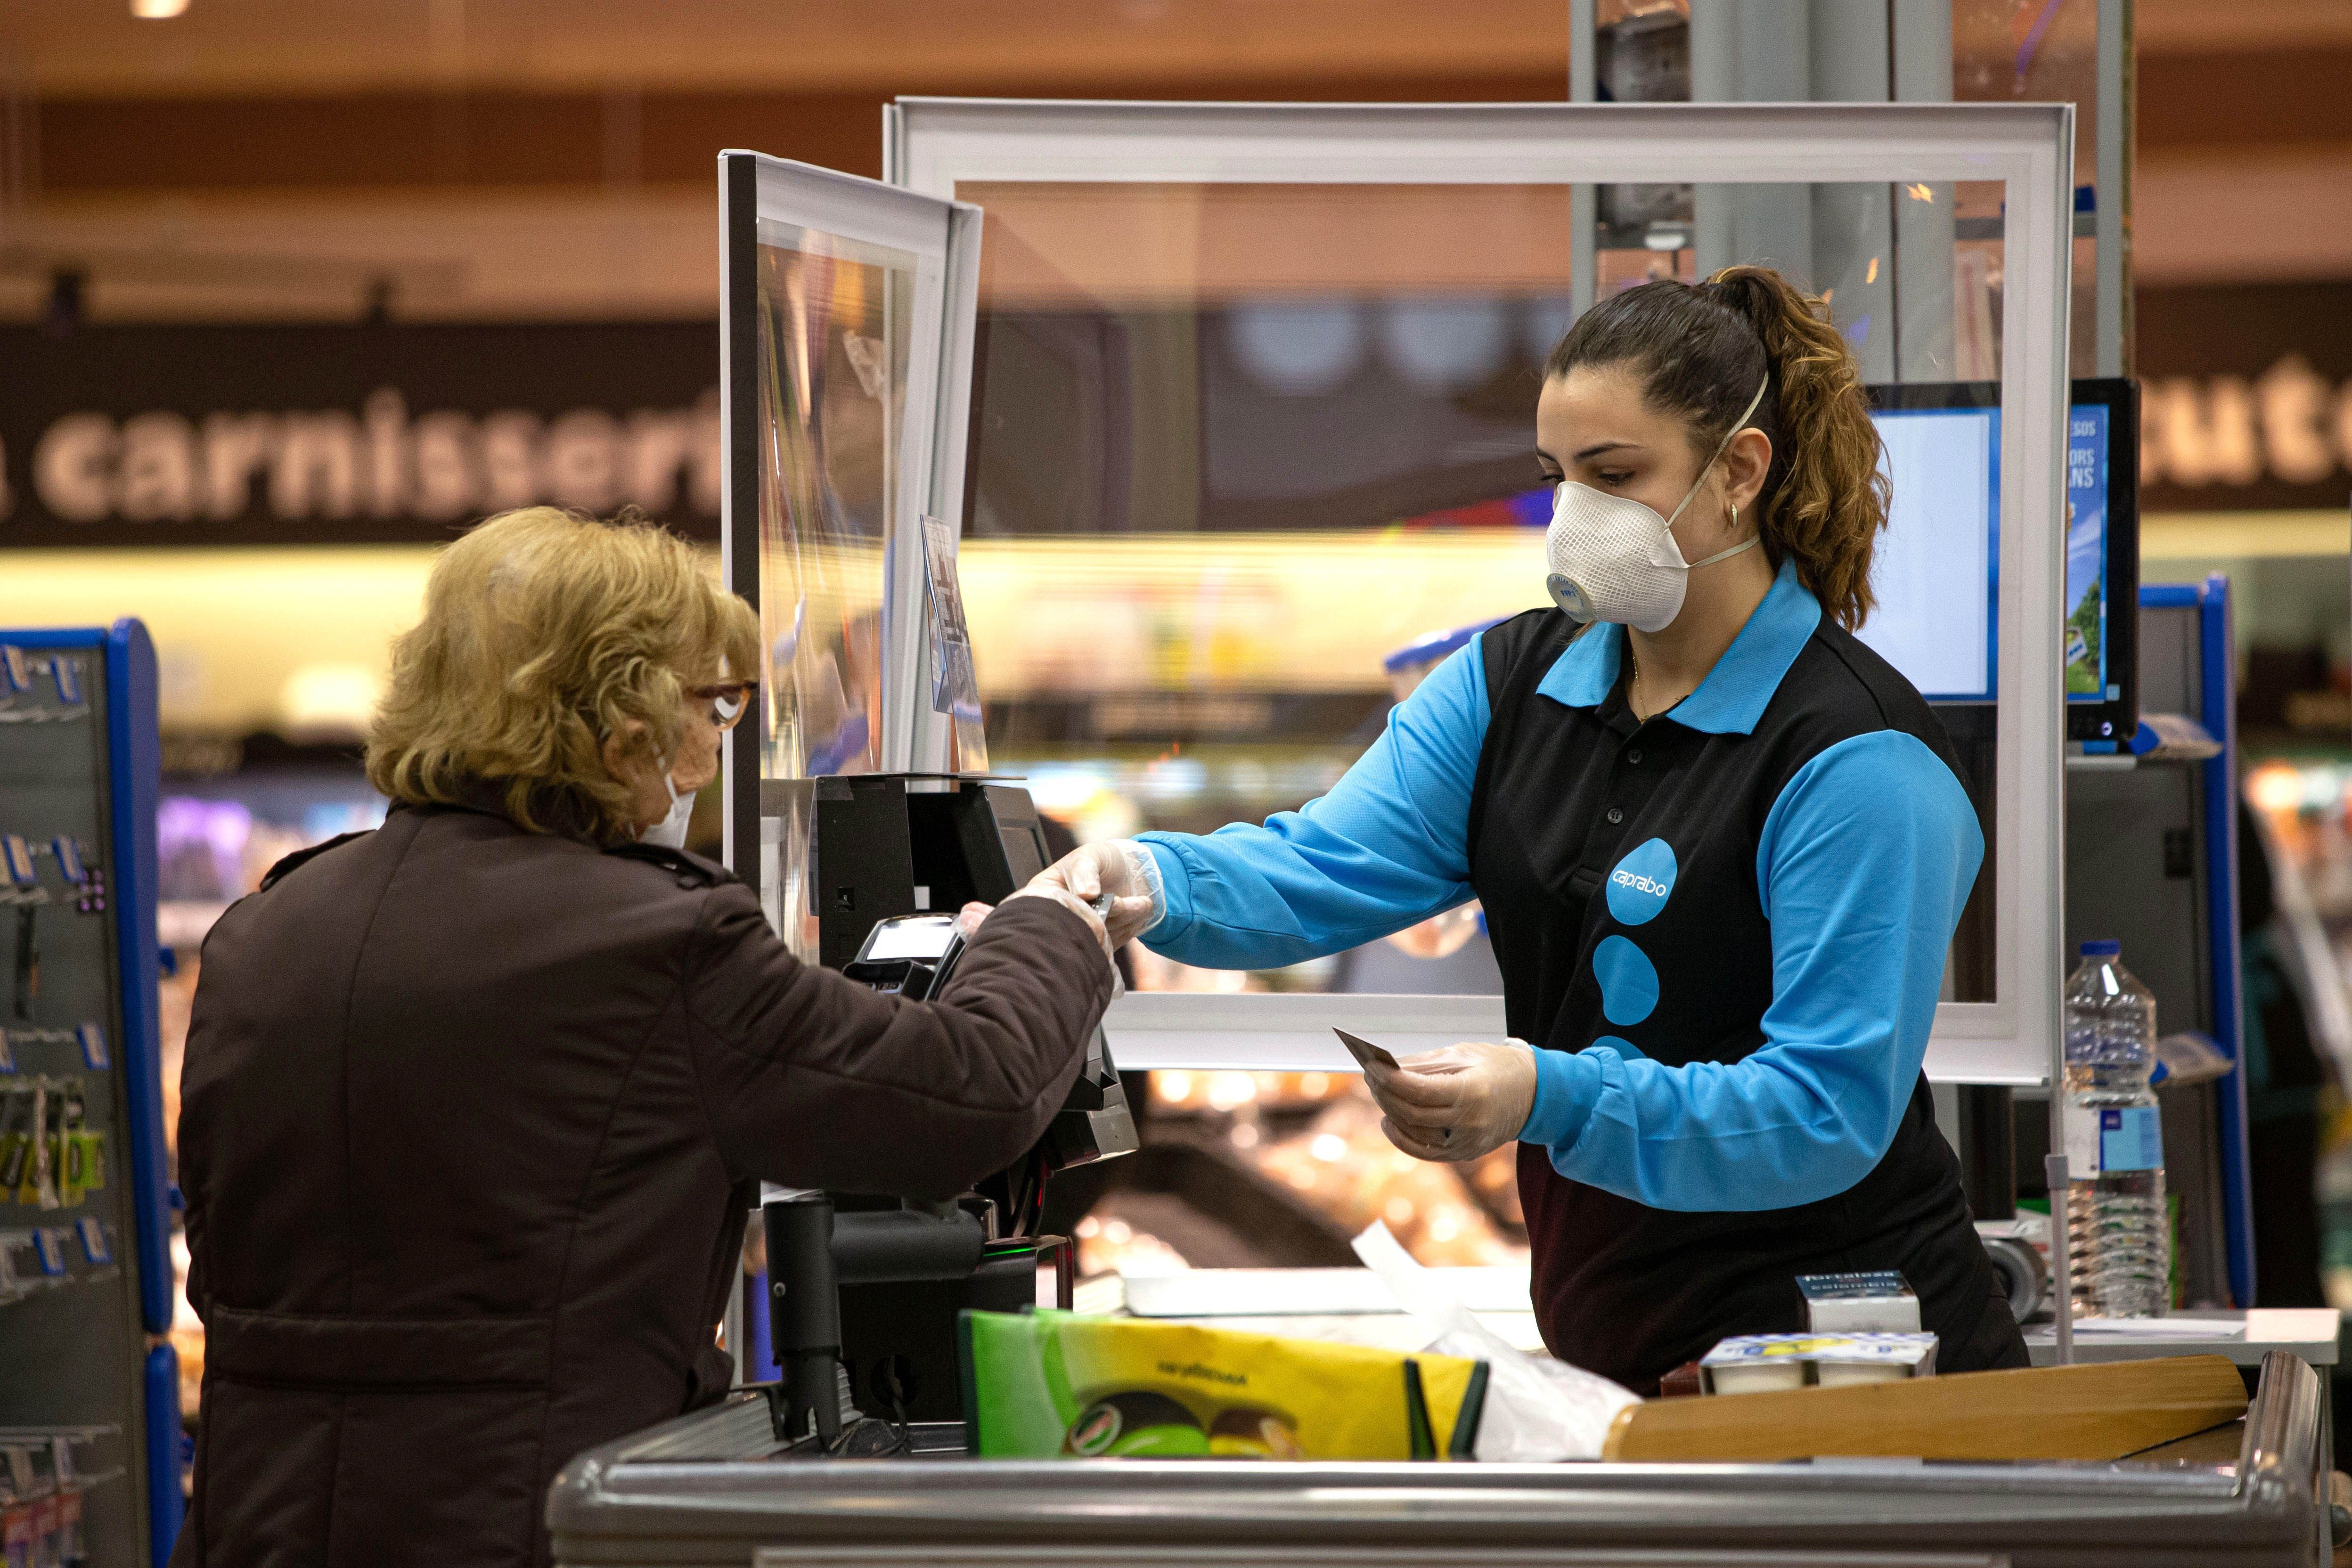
684, 889, 1117, 1200
1127, 640, 1494, 970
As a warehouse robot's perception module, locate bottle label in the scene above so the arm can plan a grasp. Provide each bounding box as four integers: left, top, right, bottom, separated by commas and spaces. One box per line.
2062, 1103, 2103, 1177
2099, 1105, 2164, 1173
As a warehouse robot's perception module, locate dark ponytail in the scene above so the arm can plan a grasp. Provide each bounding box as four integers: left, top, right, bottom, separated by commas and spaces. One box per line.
1543, 265, 1889, 629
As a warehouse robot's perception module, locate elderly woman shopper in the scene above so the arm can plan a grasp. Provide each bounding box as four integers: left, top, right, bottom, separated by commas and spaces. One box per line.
172, 508, 1138, 1568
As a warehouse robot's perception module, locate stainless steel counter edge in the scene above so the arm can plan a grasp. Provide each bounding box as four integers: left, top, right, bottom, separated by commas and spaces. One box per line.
547, 1354, 2321, 1566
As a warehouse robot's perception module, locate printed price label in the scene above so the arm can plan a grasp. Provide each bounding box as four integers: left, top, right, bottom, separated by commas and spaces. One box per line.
76, 1217, 108, 1266
0, 839, 33, 888
30, 1229, 64, 1276
75, 1025, 107, 1071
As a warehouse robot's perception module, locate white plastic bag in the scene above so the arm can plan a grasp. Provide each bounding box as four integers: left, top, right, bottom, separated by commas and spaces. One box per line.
1353, 1221, 1639, 1461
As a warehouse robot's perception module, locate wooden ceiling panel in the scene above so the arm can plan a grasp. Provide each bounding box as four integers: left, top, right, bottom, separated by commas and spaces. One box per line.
6, 0, 1570, 98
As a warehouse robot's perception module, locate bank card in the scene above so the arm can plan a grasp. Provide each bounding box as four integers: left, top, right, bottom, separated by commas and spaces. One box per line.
1333, 1028, 1400, 1072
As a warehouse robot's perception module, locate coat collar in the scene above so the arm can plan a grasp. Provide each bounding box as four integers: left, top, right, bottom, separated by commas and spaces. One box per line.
1535, 557, 1822, 736
399, 774, 613, 844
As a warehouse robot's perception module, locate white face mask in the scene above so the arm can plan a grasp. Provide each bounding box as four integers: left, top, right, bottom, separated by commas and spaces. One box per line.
1544, 375, 1771, 634
640, 761, 695, 850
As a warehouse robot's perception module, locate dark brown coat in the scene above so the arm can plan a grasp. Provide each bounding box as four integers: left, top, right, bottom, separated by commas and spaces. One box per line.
172, 799, 1111, 1568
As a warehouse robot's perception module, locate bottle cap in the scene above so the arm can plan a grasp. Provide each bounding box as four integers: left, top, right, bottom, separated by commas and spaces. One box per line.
2079, 939, 2121, 957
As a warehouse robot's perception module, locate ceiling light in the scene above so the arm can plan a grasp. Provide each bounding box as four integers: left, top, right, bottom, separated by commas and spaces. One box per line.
131, 0, 189, 17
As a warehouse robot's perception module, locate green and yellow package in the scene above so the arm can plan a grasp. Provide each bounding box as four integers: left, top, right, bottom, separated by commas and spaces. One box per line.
959, 1309, 1488, 1461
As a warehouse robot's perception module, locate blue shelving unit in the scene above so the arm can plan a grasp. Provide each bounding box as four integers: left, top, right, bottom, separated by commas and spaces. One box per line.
2137, 578, 2257, 1307
0, 620, 180, 1568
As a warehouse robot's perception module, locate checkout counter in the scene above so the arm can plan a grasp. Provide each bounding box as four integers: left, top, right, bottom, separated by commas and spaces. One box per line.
547, 756, 2346, 1568
549, 1352, 2330, 1567
637, 98, 2349, 1568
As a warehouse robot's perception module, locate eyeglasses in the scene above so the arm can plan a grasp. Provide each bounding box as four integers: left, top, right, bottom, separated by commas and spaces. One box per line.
688, 681, 757, 732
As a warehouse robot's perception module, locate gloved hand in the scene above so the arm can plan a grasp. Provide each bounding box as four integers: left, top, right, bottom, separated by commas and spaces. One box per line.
1033, 840, 1163, 948
1363, 1040, 1538, 1164
997, 879, 1145, 966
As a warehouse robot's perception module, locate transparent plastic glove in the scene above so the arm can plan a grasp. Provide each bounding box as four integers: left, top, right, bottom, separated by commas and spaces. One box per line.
997, 882, 1139, 967
1365, 1039, 1537, 1164
1034, 839, 1163, 947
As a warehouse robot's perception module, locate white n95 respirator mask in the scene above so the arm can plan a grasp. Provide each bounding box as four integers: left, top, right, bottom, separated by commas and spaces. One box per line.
1544, 375, 1770, 633
640, 760, 695, 850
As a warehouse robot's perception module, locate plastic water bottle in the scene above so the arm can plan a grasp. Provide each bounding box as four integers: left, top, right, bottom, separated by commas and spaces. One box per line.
2062, 939, 2169, 1318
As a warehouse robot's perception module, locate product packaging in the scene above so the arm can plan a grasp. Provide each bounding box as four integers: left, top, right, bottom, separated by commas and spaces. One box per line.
1794, 1270, 1921, 1333
1699, 1332, 1939, 1394
51, 1084, 84, 1209
6, 1082, 55, 1209
959, 1309, 1487, 1461
52, 1489, 80, 1568
1352, 1220, 1640, 1460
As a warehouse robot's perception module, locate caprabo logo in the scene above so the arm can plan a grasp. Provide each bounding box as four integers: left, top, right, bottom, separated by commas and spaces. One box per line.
1604, 838, 1677, 927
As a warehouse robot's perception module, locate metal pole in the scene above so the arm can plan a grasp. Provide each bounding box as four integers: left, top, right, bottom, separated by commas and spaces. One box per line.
2095, 0, 2129, 378
1891, 0, 1956, 381
1808, 0, 1893, 380
2044, 1152, 2075, 1364
1568, 0, 1597, 320
1687, 1, 1735, 281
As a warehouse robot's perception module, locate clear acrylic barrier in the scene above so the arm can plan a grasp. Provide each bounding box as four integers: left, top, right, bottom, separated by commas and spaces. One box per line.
885, 101, 2073, 1086
719, 154, 979, 959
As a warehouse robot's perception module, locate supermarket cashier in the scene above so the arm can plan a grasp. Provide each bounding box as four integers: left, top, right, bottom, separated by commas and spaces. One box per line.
1043, 267, 2031, 1395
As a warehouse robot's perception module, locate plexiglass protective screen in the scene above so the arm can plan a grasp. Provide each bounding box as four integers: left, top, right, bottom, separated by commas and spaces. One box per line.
754, 219, 915, 952
955, 178, 2000, 1007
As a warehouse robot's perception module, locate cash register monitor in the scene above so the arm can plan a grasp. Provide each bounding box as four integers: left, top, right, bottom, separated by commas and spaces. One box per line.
1861, 378, 2139, 743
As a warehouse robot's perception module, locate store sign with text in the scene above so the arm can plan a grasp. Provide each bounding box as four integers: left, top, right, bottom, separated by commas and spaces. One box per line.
4, 295, 2342, 545
0, 322, 722, 547
2139, 281, 2352, 513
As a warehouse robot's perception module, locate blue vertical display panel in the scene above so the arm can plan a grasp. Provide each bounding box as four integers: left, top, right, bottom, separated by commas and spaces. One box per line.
0, 621, 181, 1568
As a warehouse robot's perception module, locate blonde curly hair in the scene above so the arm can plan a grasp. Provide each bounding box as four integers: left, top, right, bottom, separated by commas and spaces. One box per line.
366, 507, 759, 841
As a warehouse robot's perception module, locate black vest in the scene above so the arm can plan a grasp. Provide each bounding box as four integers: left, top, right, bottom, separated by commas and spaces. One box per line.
1468, 608, 2023, 1394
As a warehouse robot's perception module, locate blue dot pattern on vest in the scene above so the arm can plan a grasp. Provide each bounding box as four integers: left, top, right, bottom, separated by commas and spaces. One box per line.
1590, 1031, 1647, 1063
1604, 837, 1677, 926
1592, 935, 1660, 1027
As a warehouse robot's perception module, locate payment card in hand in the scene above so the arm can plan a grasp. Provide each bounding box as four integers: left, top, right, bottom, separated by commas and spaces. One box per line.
1333, 1028, 1401, 1072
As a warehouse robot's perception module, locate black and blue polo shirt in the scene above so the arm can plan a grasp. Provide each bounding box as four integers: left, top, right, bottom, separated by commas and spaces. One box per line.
1136, 558, 2025, 1391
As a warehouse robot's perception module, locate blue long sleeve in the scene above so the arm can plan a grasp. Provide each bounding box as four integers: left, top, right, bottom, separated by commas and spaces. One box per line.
1519, 730, 1982, 1211
1137, 640, 1489, 969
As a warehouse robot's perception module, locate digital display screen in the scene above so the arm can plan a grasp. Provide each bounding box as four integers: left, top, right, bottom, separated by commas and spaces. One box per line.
1856, 405, 1999, 701
1858, 396, 2114, 707
2065, 404, 2112, 702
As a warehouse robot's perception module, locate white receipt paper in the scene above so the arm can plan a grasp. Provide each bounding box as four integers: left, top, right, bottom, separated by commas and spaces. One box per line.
2070, 1316, 2245, 1339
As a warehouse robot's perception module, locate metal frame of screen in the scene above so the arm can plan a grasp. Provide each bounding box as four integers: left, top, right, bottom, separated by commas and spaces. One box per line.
717, 150, 982, 880
884, 99, 2074, 1091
